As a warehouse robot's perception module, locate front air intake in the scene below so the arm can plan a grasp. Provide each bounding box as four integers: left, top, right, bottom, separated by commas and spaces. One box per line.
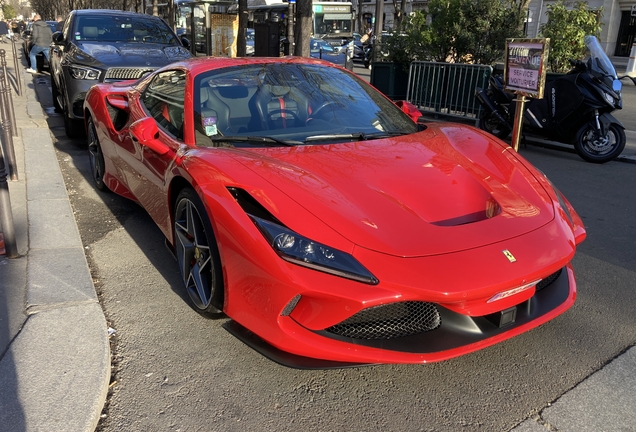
325, 301, 441, 340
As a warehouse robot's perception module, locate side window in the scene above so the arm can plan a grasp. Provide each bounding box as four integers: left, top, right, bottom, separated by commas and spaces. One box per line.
141, 70, 187, 141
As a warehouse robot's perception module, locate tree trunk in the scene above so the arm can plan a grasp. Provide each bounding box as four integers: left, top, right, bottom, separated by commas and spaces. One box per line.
237, 0, 247, 57
294, 0, 312, 57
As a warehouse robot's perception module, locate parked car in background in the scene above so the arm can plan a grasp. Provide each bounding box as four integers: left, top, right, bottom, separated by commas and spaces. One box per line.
22, 20, 57, 71
49, 9, 192, 138
310, 38, 349, 67
246, 28, 254, 56
83, 56, 585, 367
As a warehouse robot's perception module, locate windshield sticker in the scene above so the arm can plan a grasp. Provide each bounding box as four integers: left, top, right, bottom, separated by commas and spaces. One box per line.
203, 116, 217, 136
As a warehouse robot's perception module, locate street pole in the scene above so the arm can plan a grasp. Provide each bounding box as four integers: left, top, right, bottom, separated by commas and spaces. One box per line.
287, 0, 295, 55
373, 0, 384, 62
511, 93, 528, 152
0, 68, 17, 180
0, 140, 18, 258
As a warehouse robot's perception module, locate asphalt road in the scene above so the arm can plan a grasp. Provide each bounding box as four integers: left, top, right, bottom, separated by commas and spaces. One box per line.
34, 72, 636, 432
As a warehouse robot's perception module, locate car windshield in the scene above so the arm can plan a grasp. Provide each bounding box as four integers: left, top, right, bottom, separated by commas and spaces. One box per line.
73, 15, 178, 44
193, 62, 419, 148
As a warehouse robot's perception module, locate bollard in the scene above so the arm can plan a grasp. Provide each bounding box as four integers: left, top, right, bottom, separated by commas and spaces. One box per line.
0, 140, 18, 258
11, 38, 22, 97
626, 43, 636, 78
0, 69, 18, 180
0, 49, 18, 137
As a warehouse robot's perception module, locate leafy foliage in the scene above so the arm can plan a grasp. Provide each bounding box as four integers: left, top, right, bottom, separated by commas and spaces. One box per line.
540, 0, 603, 72
381, 0, 526, 68
3, 4, 16, 20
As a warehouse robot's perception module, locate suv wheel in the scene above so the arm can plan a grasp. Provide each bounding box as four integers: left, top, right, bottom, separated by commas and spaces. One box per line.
64, 112, 85, 140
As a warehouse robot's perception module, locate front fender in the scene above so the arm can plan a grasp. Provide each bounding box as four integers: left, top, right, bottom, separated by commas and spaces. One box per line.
598, 113, 624, 134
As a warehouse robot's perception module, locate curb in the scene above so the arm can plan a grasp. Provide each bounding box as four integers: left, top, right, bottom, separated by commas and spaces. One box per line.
0, 62, 110, 431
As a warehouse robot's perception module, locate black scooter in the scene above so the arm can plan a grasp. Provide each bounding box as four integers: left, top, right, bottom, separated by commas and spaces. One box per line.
476, 36, 634, 163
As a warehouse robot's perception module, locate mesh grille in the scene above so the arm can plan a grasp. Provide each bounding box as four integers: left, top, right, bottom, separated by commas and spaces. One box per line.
104, 67, 156, 81
325, 301, 441, 340
536, 268, 563, 292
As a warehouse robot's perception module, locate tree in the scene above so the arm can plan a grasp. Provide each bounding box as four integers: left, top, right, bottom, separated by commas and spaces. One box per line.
461, 0, 526, 65
392, 0, 408, 30
294, 0, 311, 57
382, 0, 525, 66
539, 0, 603, 72
3, 4, 16, 20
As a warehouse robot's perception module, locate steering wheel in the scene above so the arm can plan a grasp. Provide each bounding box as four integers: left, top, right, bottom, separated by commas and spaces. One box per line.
310, 101, 338, 119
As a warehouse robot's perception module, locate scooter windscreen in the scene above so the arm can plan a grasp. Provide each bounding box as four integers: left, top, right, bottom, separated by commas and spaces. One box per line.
584, 35, 621, 92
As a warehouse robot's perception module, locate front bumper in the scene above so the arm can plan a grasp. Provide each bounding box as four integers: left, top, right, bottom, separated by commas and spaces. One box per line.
226, 264, 575, 368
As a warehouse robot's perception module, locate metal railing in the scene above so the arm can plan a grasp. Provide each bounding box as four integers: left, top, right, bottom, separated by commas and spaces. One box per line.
0, 49, 19, 258
406, 62, 492, 121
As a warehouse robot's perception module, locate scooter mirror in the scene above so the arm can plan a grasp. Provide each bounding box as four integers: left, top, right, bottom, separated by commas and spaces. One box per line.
612, 79, 622, 92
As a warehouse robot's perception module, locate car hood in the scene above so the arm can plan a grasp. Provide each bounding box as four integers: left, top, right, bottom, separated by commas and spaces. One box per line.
70, 42, 191, 68
228, 125, 554, 257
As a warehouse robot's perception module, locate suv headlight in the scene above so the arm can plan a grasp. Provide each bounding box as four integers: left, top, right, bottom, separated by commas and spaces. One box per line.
251, 216, 379, 285
69, 65, 100, 80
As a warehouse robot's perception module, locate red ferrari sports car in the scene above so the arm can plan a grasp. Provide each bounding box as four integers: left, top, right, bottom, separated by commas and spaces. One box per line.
84, 57, 586, 367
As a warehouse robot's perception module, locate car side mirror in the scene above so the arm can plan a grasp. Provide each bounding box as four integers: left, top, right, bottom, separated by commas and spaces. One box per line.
130, 117, 169, 155
395, 100, 423, 123
180, 36, 191, 50
52, 31, 64, 44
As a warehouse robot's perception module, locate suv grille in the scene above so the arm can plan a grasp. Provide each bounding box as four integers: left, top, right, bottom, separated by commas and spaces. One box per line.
326, 301, 441, 340
104, 67, 156, 81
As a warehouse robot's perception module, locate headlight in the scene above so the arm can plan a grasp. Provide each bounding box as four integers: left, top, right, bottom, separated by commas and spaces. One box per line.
250, 216, 379, 285
543, 177, 573, 226
603, 91, 615, 105
69, 65, 100, 80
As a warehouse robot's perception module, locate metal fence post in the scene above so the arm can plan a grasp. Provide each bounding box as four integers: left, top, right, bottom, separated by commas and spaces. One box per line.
11, 38, 22, 97
0, 69, 18, 181
0, 49, 18, 137
0, 140, 18, 258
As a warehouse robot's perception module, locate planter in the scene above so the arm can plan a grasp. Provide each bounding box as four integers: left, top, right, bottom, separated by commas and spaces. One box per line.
369, 62, 410, 100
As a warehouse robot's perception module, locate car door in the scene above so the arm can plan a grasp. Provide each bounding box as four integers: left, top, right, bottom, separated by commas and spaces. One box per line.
119, 69, 187, 230
49, 14, 72, 90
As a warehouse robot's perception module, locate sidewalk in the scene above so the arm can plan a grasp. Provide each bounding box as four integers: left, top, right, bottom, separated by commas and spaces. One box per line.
0, 42, 110, 432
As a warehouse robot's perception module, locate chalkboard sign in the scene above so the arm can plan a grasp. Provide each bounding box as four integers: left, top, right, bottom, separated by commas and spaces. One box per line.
504, 38, 549, 99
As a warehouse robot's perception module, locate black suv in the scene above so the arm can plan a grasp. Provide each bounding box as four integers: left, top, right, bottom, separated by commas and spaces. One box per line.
50, 10, 191, 138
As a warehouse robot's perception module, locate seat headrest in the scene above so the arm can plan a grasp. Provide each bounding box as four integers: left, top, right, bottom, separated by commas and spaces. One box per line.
83, 27, 98, 38
200, 86, 210, 104
217, 86, 249, 99
268, 85, 291, 97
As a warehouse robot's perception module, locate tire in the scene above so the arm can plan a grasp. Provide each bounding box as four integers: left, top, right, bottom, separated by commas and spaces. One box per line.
574, 122, 626, 164
64, 112, 85, 139
87, 117, 108, 192
173, 188, 224, 318
478, 110, 511, 140
35, 54, 44, 73
51, 76, 62, 112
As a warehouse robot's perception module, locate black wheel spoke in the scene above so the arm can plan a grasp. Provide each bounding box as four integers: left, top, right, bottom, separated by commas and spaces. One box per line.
174, 194, 221, 314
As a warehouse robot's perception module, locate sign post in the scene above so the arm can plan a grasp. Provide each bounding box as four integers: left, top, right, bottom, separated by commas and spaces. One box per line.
504, 38, 549, 152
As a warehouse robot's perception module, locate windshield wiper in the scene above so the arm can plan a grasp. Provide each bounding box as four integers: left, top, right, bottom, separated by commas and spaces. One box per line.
208, 136, 301, 147
303, 131, 406, 143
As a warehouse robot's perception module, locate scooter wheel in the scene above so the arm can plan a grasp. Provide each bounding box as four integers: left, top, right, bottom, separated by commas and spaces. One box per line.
574, 123, 625, 164
478, 111, 510, 140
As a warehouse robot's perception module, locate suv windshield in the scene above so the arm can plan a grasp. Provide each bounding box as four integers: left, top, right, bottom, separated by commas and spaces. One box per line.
73, 15, 178, 44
